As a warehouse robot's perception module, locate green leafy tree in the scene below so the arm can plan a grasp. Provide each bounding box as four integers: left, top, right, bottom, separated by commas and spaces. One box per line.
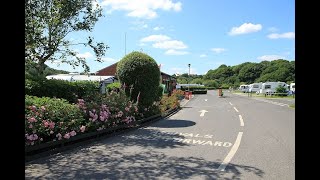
25, 0, 108, 75
191, 78, 203, 85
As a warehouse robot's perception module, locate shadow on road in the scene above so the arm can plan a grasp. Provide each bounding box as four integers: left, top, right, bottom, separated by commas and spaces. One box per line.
149, 119, 196, 128
26, 147, 264, 180
26, 127, 264, 179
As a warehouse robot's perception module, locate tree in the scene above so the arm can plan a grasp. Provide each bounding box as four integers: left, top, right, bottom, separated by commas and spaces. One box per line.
25, 0, 108, 75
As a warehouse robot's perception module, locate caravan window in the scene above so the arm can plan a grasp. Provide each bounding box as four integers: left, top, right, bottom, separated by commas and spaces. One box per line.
253, 85, 259, 88
265, 85, 271, 89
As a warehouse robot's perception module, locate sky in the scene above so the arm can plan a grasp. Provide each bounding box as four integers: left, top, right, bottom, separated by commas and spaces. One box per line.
45, 0, 295, 75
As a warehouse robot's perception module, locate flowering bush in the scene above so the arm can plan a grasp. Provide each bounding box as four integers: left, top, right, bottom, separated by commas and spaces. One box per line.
159, 94, 180, 113
25, 95, 85, 146
171, 89, 185, 100
78, 88, 140, 132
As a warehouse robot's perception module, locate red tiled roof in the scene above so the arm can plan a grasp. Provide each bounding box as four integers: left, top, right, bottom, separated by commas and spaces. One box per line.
95, 62, 118, 76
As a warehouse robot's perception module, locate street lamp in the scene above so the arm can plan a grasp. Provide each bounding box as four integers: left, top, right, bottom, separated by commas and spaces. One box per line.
188, 64, 191, 92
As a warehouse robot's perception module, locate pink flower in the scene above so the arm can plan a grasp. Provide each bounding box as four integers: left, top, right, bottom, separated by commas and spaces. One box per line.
27, 134, 38, 141
30, 142, 34, 145
28, 117, 37, 123
144, 108, 148, 111
41, 106, 46, 111
134, 106, 138, 112
29, 124, 33, 128
49, 122, 55, 129
125, 107, 130, 112
70, 131, 76, 136
29, 105, 37, 112
64, 133, 70, 139
50, 131, 54, 134
80, 126, 86, 132
40, 138, 43, 141
43, 121, 49, 127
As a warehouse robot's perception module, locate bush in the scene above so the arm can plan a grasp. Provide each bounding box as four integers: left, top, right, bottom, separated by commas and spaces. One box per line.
106, 82, 121, 93
276, 85, 288, 96
159, 95, 179, 113
172, 89, 185, 100
25, 78, 99, 103
180, 86, 207, 91
116, 51, 160, 109
25, 95, 85, 146
78, 88, 140, 132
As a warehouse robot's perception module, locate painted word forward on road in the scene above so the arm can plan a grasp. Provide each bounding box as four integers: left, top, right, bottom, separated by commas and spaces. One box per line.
122, 131, 232, 148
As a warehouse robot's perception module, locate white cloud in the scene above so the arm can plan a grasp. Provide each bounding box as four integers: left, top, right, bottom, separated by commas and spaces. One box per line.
101, 57, 117, 62
200, 54, 207, 58
142, 24, 148, 28
165, 49, 189, 55
229, 23, 262, 35
267, 32, 295, 39
153, 40, 187, 49
211, 48, 226, 54
268, 27, 278, 32
257, 55, 286, 61
77, 52, 94, 59
140, 34, 171, 42
153, 26, 164, 31
101, 0, 182, 19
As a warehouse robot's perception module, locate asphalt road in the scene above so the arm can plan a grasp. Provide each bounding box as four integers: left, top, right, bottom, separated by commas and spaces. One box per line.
25, 90, 295, 180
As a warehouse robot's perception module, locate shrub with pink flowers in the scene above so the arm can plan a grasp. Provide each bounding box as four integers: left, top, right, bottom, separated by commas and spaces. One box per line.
78, 88, 140, 131
25, 95, 85, 146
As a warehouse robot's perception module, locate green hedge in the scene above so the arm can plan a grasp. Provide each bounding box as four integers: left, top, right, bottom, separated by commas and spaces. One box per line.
25, 78, 99, 103
192, 90, 208, 94
180, 86, 207, 91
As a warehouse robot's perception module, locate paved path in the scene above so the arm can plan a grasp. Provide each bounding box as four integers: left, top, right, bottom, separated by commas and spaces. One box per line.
25, 90, 294, 179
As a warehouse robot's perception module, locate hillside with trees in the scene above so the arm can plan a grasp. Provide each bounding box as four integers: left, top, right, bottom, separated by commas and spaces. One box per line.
174, 59, 295, 89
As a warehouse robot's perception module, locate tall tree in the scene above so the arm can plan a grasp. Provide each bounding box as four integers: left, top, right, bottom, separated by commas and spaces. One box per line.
25, 0, 109, 75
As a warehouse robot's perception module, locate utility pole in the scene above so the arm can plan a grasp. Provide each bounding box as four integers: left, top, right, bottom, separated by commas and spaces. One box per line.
188, 64, 191, 92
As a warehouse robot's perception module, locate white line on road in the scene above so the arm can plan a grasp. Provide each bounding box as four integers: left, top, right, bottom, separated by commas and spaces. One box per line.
218, 132, 243, 171
238, 115, 244, 126
229, 102, 233, 106
233, 107, 239, 112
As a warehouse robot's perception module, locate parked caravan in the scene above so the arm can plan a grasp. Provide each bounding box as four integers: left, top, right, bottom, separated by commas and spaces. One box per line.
248, 83, 262, 93
259, 82, 289, 94
239, 84, 249, 93
290, 83, 295, 93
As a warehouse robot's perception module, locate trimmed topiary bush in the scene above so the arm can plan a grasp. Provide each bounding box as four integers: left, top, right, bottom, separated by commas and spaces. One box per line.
116, 51, 160, 109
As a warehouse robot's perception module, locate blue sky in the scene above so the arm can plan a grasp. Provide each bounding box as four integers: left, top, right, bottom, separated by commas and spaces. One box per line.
46, 0, 295, 75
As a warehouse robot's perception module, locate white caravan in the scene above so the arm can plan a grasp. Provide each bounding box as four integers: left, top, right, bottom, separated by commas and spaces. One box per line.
290, 83, 295, 93
248, 83, 262, 93
239, 84, 249, 93
259, 82, 289, 94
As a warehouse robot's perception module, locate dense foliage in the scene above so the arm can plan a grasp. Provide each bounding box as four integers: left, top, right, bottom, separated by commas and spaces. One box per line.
116, 51, 161, 109
175, 59, 295, 88
25, 78, 99, 103
25, 0, 108, 75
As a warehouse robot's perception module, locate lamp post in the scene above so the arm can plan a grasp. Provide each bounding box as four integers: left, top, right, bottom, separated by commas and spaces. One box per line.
188, 64, 191, 92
